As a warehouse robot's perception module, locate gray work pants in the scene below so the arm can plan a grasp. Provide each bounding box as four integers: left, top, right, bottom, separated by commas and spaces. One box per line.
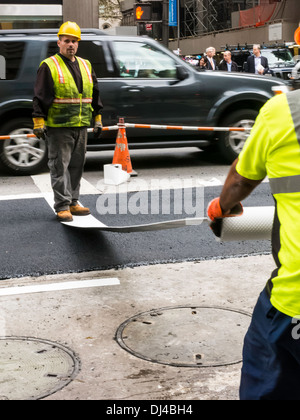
46, 127, 88, 212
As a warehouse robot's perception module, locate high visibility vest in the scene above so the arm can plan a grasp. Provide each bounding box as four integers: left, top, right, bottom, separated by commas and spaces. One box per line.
42, 54, 93, 127
236, 90, 300, 318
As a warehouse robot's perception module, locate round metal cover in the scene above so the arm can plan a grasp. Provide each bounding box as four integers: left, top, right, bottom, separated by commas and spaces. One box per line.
0, 337, 80, 400
116, 306, 251, 367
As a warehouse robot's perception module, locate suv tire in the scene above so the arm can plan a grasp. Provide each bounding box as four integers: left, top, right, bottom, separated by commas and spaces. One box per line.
218, 109, 258, 163
0, 118, 48, 175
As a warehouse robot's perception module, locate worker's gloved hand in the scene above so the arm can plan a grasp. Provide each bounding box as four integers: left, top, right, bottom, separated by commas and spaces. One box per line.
94, 114, 103, 139
207, 197, 243, 237
33, 117, 46, 140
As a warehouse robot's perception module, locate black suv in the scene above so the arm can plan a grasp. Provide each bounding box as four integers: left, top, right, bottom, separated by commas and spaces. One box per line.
0, 29, 286, 175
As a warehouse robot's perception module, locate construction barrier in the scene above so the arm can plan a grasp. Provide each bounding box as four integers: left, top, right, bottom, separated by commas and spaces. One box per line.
0, 125, 119, 141
0, 118, 252, 175
124, 123, 250, 132
0, 119, 252, 142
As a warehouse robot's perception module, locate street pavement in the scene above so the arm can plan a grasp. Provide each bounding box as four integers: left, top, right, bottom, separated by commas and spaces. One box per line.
0, 148, 276, 401
0, 181, 273, 280
0, 255, 275, 401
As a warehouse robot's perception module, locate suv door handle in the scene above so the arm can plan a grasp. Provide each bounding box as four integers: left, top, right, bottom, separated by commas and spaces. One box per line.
121, 86, 144, 93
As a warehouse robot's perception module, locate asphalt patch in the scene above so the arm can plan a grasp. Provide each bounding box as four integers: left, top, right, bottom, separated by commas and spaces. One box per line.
0, 184, 274, 279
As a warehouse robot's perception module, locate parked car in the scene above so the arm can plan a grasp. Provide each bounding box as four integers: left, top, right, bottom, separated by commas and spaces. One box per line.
0, 28, 287, 175
228, 45, 295, 80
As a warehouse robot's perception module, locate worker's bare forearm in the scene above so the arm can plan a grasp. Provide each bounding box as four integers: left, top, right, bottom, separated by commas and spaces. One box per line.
219, 159, 263, 213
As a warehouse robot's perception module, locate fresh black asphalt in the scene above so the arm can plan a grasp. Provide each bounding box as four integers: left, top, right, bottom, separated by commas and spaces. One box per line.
0, 183, 274, 280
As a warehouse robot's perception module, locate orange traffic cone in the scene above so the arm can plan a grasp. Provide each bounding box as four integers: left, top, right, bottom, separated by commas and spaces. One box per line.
112, 118, 136, 176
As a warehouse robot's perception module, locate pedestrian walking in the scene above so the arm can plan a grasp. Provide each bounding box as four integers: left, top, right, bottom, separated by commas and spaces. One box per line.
207, 87, 300, 400
246, 44, 269, 75
218, 51, 239, 72
32, 21, 103, 222
206, 47, 217, 70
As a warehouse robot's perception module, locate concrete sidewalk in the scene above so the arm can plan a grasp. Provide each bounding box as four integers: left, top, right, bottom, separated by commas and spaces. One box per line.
0, 254, 275, 400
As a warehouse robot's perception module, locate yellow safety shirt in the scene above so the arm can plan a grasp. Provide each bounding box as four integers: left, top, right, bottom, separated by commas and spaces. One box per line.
236, 89, 300, 318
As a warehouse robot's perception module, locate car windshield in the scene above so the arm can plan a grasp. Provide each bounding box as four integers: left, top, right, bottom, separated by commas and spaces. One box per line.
262, 49, 295, 67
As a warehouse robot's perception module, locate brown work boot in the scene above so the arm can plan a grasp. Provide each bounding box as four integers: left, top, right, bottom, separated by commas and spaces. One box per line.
57, 210, 73, 222
70, 204, 90, 216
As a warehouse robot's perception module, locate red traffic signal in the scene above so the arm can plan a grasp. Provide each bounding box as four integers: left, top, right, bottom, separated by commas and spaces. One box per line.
134, 3, 152, 22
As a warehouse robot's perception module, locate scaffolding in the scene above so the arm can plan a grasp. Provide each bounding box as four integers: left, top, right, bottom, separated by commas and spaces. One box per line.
183, 0, 218, 37
182, 0, 262, 37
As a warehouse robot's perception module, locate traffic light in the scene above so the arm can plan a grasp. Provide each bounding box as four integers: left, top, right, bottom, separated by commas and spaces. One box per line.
134, 3, 152, 22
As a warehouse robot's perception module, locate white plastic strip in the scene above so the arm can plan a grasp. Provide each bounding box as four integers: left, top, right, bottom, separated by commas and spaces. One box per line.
220, 206, 275, 242
61, 207, 274, 240
61, 214, 207, 231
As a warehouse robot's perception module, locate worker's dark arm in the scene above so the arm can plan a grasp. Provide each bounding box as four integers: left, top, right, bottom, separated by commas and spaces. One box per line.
32, 63, 55, 119
219, 158, 264, 214
91, 68, 103, 117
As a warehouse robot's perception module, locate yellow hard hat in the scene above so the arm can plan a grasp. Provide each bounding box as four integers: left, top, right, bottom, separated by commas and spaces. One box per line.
58, 21, 81, 41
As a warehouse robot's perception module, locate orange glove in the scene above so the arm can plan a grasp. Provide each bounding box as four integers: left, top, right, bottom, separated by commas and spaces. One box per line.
207, 197, 244, 238
207, 197, 243, 222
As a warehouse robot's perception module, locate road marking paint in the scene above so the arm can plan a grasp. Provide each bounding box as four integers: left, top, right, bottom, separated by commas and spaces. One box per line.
31, 173, 52, 193
0, 175, 270, 202
0, 193, 44, 201
31, 174, 99, 213
31, 173, 100, 195
0, 278, 120, 297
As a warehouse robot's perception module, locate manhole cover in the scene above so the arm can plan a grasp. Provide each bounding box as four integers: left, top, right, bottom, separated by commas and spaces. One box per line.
116, 306, 251, 367
0, 337, 80, 400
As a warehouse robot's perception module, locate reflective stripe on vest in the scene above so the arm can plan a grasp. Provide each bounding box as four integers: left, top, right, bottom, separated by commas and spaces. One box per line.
50, 55, 65, 84
287, 91, 300, 148
53, 98, 92, 104
77, 56, 93, 83
269, 175, 300, 194
50, 55, 93, 86
267, 92, 300, 195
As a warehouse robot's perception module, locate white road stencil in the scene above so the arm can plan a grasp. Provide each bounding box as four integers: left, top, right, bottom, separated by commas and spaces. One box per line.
0, 278, 120, 297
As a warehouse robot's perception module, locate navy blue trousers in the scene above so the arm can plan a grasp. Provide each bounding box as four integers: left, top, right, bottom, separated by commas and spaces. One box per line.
240, 289, 300, 400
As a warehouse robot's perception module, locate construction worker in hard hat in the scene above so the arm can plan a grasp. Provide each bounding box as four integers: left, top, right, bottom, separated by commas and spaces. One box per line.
58, 21, 82, 40
32, 22, 103, 222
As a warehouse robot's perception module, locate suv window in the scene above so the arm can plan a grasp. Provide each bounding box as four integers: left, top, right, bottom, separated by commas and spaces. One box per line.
47, 40, 110, 78
0, 42, 25, 80
113, 41, 177, 79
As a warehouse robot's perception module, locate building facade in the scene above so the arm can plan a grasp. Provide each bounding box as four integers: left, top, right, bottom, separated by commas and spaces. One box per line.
169, 0, 300, 55
0, 0, 99, 30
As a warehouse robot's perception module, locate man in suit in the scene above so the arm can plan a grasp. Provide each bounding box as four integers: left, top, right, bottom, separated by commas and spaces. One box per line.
246, 44, 269, 75
219, 51, 239, 72
206, 47, 217, 70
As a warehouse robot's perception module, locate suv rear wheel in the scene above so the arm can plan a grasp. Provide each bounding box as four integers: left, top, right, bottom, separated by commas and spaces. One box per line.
0, 118, 48, 175
218, 109, 258, 163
